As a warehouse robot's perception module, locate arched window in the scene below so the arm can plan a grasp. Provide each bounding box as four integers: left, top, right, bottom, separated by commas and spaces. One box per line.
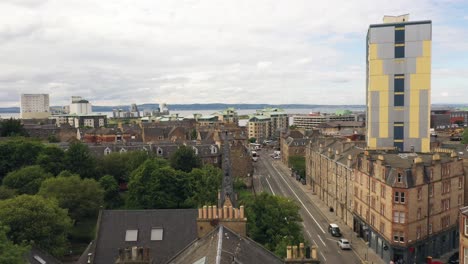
192, 147, 198, 155
157, 147, 163, 156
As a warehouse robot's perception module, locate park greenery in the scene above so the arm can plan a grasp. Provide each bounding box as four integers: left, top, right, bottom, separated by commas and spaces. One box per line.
0, 137, 305, 260
462, 128, 468, 144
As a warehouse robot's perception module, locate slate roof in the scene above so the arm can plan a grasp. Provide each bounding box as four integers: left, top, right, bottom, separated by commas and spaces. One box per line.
85, 209, 199, 264
166, 225, 284, 264
317, 121, 364, 128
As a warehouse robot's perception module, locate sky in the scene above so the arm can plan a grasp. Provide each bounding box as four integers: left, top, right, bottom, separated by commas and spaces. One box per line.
0, 0, 467, 107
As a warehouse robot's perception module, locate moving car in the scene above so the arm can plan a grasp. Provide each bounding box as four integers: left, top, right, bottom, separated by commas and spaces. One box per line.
328, 223, 342, 237
337, 238, 351, 250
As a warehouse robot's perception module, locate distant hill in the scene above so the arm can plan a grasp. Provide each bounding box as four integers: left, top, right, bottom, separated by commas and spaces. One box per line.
0, 103, 466, 113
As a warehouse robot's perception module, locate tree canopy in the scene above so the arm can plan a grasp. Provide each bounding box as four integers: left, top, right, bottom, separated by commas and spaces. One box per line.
289, 155, 306, 178
169, 145, 201, 172
0, 118, 27, 137
0, 195, 72, 256
99, 175, 122, 209
36, 145, 65, 176
0, 223, 29, 264
128, 159, 192, 209
241, 192, 304, 257
3, 165, 52, 195
97, 151, 150, 183
462, 128, 468, 145
188, 166, 222, 206
64, 142, 96, 179
39, 175, 104, 221
0, 139, 44, 181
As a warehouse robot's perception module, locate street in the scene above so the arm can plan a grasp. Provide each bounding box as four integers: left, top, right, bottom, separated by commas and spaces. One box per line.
254, 150, 362, 264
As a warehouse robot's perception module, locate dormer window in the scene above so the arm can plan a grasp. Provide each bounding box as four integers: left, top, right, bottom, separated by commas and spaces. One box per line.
104, 147, 112, 155
210, 145, 217, 154
157, 147, 163, 156
397, 173, 402, 183
120, 148, 127, 153
192, 147, 198, 155
125, 229, 138, 241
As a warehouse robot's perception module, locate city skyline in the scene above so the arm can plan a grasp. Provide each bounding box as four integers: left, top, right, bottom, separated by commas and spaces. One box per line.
0, 0, 467, 107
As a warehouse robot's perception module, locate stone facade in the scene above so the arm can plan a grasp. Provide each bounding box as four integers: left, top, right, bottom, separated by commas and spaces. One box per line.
353, 150, 464, 263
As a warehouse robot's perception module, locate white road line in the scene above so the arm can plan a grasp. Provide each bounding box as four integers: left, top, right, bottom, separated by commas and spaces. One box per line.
306, 230, 312, 237
318, 235, 327, 247
265, 178, 276, 195
312, 239, 318, 248
320, 252, 327, 261
270, 163, 326, 234
264, 177, 276, 195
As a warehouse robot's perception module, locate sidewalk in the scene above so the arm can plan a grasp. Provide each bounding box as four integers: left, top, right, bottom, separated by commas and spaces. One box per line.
273, 160, 385, 264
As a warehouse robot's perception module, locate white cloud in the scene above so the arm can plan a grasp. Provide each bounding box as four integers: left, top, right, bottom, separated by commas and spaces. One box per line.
0, 0, 466, 106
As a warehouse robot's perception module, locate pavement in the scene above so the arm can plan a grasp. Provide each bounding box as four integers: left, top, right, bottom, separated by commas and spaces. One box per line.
253, 153, 385, 264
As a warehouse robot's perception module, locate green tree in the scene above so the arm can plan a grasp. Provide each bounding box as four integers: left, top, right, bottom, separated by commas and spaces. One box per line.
0, 118, 27, 137
249, 137, 257, 143
190, 128, 198, 140
462, 128, 468, 144
0, 139, 44, 181
39, 175, 104, 221
0, 223, 29, 264
241, 192, 304, 257
289, 156, 305, 178
0, 195, 72, 256
169, 145, 201, 173
97, 151, 149, 183
127, 159, 191, 209
36, 145, 65, 175
3, 166, 52, 195
188, 166, 222, 206
0, 186, 17, 200
64, 142, 96, 178
99, 175, 122, 209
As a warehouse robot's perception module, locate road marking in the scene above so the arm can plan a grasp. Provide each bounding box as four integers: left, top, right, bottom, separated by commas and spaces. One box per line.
270, 163, 326, 234
312, 239, 318, 248
306, 230, 312, 237
320, 252, 327, 261
265, 177, 276, 195
318, 235, 327, 247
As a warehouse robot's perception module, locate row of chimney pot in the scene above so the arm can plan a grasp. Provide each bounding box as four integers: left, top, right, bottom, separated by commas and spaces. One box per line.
198, 205, 245, 220
286, 243, 318, 260
117, 247, 150, 262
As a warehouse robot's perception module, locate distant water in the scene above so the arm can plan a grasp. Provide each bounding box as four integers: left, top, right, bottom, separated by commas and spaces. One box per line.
0, 107, 365, 127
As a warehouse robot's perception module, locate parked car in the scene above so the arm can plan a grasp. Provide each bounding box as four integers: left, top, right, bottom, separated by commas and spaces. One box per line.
448, 252, 459, 264
337, 238, 351, 250
328, 223, 342, 237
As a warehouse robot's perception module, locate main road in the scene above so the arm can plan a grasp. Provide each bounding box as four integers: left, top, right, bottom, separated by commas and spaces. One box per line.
254, 151, 362, 264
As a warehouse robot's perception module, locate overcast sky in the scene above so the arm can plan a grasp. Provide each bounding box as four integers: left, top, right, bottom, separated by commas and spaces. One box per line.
0, 0, 467, 107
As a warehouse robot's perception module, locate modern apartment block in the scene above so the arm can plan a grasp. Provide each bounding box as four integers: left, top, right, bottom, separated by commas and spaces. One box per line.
213, 108, 239, 125
20, 94, 50, 119
293, 112, 363, 129
366, 15, 432, 152
247, 115, 270, 141
353, 150, 463, 263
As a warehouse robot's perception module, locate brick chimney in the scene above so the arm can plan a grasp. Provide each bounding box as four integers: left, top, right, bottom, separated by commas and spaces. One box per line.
196, 205, 247, 238
115, 247, 151, 264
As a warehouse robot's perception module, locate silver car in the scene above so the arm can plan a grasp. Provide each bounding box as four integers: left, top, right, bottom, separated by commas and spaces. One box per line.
337, 238, 351, 250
